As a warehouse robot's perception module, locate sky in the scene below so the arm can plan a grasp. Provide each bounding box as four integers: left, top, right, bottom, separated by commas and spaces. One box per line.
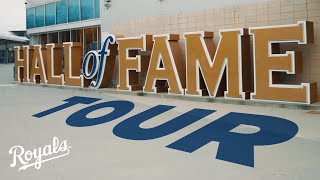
0, 0, 26, 34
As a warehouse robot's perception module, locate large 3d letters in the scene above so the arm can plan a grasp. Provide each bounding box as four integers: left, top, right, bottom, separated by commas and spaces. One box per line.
185, 30, 251, 98
46, 44, 64, 85
250, 21, 317, 104
29, 45, 48, 84
14, 46, 30, 83
117, 35, 153, 91
63, 42, 84, 87
144, 34, 185, 94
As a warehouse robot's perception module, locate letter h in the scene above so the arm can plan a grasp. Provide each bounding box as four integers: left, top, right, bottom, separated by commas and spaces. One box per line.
14, 46, 30, 83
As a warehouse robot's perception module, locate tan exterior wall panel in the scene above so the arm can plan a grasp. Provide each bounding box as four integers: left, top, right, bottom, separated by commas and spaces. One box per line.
111, 0, 320, 100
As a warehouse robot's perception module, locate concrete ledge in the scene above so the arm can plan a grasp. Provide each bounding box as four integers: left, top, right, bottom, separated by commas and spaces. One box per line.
13, 82, 320, 110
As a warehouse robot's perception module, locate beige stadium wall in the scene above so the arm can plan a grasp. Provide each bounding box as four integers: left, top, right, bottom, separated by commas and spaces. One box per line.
102, 0, 320, 101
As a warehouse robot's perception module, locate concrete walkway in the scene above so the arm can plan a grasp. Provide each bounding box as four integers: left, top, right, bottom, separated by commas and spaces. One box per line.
1, 63, 320, 179
0, 84, 320, 180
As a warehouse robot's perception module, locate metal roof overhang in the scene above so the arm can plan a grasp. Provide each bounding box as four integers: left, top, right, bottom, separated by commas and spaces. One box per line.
0, 34, 28, 43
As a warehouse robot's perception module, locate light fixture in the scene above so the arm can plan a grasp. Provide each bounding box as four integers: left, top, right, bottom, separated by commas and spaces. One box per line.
104, 0, 112, 9
8, 46, 14, 52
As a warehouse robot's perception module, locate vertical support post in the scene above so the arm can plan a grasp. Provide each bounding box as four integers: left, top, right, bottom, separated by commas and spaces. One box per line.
4, 41, 8, 64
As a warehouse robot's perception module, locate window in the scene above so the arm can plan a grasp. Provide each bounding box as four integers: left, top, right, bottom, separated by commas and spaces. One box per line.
28, 0, 100, 28
56, 0, 67, 24
68, 0, 80, 22
45, 3, 56, 26
84, 27, 98, 54
40, 34, 47, 45
97, 27, 101, 49
71, 29, 83, 42
48, 33, 59, 43
71, 29, 84, 57
35, 6, 45, 27
30, 35, 40, 45
59, 31, 71, 43
95, 0, 100, 18
0, 50, 4, 63
81, 0, 94, 20
26, 8, 35, 29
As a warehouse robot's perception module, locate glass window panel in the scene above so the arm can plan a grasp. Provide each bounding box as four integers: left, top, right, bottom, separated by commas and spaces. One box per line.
71, 29, 83, 42
81, 0, 94, 20
35, 6, 45, 27
56, 0, 67, 24
48, 32, 59, 43
95, 0, 100, 18
31, 35, 40, 45
0, 50, 4, 63
98, 27, 101, 49
84, 27, 98, 54
26, 8, 35, 29
45, 3, 56, 26
59, 31, 71, 43
68, 0, 80, 22
71, 29, 84, 57
40, 34, 47, 45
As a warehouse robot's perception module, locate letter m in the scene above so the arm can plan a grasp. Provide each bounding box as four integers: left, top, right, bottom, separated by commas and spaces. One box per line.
184, 30, 251, 99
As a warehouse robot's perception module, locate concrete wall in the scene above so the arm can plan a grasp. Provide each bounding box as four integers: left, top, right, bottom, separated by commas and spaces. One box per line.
102, 0, 320, 99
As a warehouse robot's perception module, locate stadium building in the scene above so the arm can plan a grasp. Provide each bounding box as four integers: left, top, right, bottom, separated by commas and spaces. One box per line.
26, 0, 101, 55
25, 0, 320, 100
